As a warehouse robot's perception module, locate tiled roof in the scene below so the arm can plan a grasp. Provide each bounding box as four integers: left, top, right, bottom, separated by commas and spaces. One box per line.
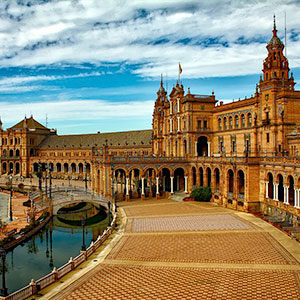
38, 129, 153, 149
10, 116, 49, 130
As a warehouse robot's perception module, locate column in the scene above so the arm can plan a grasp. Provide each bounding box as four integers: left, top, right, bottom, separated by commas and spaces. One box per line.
68, 166, 72, 173
170, 119, 173, 133
207, 142, 211, 157
273, 183, 276, 200
265, 181, 269, 198
126, 178, 129, 195
76, 165, 79, 173
53, 165, 57, 172
283, 185, 289, 204
170, 177, 174, 194
184, 176, 188, 193
156, 177, 159, 195
177, 117, 180, 132
195, 142, 198, 156
141, 177, 145, 195
286, 186, 289, 204
294, 188, 298, 208
297, 189, 300, 208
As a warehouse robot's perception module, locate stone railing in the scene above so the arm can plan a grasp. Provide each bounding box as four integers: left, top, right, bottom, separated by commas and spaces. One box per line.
0, 208, 117, 300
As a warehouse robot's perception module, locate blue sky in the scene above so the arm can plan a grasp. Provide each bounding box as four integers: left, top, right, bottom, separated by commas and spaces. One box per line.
0, 0, 300, 134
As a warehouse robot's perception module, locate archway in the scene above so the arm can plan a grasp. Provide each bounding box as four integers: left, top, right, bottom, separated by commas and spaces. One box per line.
199, 167, 204, 187
162, 168, 171, 192
144, 168, 156, 197
228, 169, 234, 194
49, 162, 54, 172
9, 162, 14, 174
9, 149, 14, 157
278, 174, 284, 202
16, 149, 20, 157
174, 168, 185, 191
86, 163, 91, 176
237, 170, 245, 195
115, 169, 126, 199
64, 163, 69, 173
214, 168, 220, 191
206, 167, 211, 187
197, 136, 208, 157
2, 162, 7, 174
267, 173, 273, 198
78, 163, 83, 174
192, 167, 196, 187
129, 168, 141, 198
71, 163, 76, 174
56, 163, 62, 173
288, 176, 294, 206
15, 162, 20, 174
183, 140, 187, 156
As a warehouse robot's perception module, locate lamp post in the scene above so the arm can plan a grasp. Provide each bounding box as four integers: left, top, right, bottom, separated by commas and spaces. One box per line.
81, 218, 86, 251
107, 200, 111, 225
9, 174, 13, 221
38, 162, 42, 191
84, 162, 87, 192
0, 248, 8, 297
111, 164, 117, 214
49, 166, 52, 200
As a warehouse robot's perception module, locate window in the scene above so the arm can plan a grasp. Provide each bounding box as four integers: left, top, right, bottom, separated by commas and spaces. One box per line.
241, 114, 245, 128
266, 73, 269, 80
204, 120, 207, 129
247, 113, 252, 127
197, 120, 202, 130
274, 71, 277, 77
218, 118, 222, 130
266, 133, 270, 143
266, 112, 269, 121
224, 117, 227, 130
235, 115, 239, 128
229, 116, 233, 129
265, 94, 269, 100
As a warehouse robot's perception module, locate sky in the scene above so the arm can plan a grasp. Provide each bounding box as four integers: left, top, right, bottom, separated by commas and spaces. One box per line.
0, 0, 300, 135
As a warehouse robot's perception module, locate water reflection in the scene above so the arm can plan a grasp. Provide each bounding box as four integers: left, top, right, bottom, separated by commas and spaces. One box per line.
1, 203, 108, 294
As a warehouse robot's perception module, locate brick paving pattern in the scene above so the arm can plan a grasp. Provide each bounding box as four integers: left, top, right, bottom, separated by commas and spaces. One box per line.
107, 232, 298, 265
123, 202, 223, 217
53, 264, 300, 300
130, 214, 253, 232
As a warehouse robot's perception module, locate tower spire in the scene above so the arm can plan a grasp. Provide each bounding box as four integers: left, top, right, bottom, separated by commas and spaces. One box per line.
273, 14, 277, 37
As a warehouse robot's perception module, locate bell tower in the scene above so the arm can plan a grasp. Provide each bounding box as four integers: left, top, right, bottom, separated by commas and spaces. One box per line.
261, 15, 294, 89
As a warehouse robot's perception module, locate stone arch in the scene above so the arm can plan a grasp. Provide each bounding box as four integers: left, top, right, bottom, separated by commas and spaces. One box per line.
192, 166, 196, 186
64, 162, 69, 173
206, 167, 212, 187
71, 163, 76, 174
2, 162, 7, 174
174, 167, 185, 191
247, 113, 252, 127
2, 149, 7, 157
15, 162, 20, 174
86, 163, 91, 175
9, 149, 14, 157
214, 167, 220, 190
161, 168, 171, 193
15, 149, 20, 157
56, 163, 62, 172
237, 170, 245, 195
267, 172, 273, 198
183, 139, 187, 155
199, 167, 204, 187
241, 114, 245, 128
234, 115, 239, 128
9, 162, 14, 174
227, 169, 234, 194
288, 175, 294, 206
277, 174, 284, 202
197, 136, 208, 157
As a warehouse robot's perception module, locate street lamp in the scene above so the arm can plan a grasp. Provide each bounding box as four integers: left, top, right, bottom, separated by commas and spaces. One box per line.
9, 174, 13, 221
111, 164, 117, 214
49, 165, 52, 200
107, 200, 111, 225
38, 162, 42, 191
81, 218, 86, 251
45, 165, 48, 198
84, 162, 87, 192
0, 248, 8, 297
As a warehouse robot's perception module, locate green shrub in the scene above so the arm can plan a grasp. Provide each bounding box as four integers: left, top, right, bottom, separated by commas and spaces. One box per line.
190, 186, 212, 202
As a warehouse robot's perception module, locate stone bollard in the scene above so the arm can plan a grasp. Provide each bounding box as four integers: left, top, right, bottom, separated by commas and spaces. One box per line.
30, 279, 37, 295
52, 267, 59, 281
69, 257, 75, 270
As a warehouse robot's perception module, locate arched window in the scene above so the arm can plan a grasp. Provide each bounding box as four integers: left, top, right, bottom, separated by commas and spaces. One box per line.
9, 149, 14, 157
241, 114, 245, 128
223, 117, 227, 130
247, 113, 252, 127
235, 115, 239, 128
218, 118, 222, 130
16, 149, 20, 156
229, 116, 233, 129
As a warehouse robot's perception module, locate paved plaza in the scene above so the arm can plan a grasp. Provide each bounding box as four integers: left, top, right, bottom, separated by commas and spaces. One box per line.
37, 199, 300, 300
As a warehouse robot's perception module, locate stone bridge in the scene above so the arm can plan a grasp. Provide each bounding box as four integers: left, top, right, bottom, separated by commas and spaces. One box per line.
37, 186, 111, 215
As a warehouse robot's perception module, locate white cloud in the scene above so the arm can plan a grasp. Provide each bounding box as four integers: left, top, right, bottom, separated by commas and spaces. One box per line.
0, 99, 154, 125
0, 0, 299, 79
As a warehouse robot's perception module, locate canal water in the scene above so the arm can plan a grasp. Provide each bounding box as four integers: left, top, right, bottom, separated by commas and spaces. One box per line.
0, 203, 108, 294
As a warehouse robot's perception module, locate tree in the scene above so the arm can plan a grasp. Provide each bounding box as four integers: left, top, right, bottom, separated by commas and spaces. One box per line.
190, 186, 212, 202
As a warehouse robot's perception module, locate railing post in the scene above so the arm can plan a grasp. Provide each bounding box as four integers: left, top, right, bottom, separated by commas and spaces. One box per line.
52, 267, 58, 281
30, 279, 37, 295
69, 257, 75, 270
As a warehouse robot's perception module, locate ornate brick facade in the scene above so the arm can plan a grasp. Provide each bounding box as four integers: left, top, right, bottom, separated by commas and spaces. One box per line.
1, 20, 300, 219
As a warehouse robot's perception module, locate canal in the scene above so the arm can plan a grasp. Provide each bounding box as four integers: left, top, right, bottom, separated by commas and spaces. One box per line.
0, 202, 108, 294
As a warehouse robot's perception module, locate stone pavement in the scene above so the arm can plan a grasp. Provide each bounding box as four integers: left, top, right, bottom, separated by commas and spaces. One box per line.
36, 199, 300, 300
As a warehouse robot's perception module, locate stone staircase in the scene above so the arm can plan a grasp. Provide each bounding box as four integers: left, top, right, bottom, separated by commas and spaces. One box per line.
168, 190, 188, 202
